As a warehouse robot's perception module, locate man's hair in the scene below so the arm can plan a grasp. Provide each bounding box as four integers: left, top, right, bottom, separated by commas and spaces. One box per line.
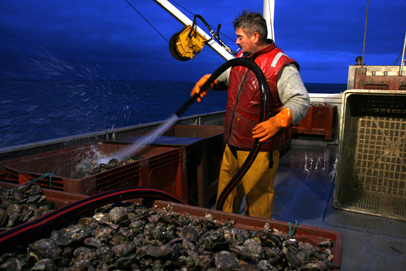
233, 10, 267, 40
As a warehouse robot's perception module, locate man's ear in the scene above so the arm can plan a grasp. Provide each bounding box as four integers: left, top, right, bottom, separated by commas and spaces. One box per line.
252, 32, 260, 43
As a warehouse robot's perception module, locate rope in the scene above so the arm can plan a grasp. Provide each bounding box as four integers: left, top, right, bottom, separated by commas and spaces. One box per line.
125, 0, 235, 49
125, 0, 169, 43
8, 173, 54, 192
171, 0, 235, 43
190, 15, 237, 56
288, 220, 298, 239
394, 49, 403, 65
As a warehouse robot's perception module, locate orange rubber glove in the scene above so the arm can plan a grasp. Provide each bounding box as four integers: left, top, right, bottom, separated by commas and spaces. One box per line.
252, 107, 293, 142
190, 74, 217, 102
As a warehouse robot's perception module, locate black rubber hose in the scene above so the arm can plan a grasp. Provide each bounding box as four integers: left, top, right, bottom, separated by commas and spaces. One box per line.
0, 187, 187, 253
176, 57, 268, 120
212, 59, 269, 211
174, 57, 269, 211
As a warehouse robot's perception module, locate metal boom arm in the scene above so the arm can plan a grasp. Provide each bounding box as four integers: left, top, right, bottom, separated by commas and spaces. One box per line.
153, 0, 235, 61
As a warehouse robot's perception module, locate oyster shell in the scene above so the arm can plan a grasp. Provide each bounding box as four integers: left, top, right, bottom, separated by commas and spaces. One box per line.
51, 225, 92, 246
28, 239, 62, 260
0, 201, 339, 270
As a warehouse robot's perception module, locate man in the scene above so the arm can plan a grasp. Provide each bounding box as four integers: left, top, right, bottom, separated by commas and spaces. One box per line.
191, 11, 309, 219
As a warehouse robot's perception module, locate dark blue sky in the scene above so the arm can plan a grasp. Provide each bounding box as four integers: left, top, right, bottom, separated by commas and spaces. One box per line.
1, 0, 405, 83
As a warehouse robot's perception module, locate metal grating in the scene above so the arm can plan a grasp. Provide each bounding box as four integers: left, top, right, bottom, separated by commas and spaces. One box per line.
393, 198, 406, 215
343, 190, 380, 210
352, 116, 406, 197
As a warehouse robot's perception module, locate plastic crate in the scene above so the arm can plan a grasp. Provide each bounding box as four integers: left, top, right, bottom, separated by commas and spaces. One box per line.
165, 125, 224, 208
135, 199, 342, 270
0, 182, 342, 269
334, 90, 406, 221
0, 142, 187, 200
165, 124, 291, 206
111, 125, 224, 208
293, 103, 336, 140
109, 123, 291, 208
353, 67, 406, 90
164, 124, 224, 138
0, 181, 88, 208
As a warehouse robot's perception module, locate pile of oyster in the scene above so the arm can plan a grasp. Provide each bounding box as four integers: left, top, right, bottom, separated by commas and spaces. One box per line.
0, 201, 339, 270
88, 154, 146, 175
0, 184, 55, 232
73, 154, 146, 179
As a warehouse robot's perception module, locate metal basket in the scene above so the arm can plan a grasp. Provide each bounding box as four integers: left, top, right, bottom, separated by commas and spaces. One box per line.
334, 90, 406, 221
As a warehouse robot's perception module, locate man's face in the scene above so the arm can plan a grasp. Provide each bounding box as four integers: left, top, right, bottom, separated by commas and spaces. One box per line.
235, 27, 256, 56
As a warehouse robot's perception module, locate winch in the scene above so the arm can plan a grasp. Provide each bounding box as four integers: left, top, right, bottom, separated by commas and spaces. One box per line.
169, 25, 207, 61
169, 14, 236, 61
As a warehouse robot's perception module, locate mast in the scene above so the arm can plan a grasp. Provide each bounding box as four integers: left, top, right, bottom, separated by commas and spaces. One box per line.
263, 0, 275, 41
400, 31, 406, 76
362, 0, 369, 67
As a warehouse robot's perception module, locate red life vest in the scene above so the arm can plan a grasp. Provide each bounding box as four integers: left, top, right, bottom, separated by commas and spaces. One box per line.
224, 43, 298, 151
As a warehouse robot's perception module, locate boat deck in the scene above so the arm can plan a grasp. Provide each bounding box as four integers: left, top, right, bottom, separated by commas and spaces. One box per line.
274, 138, 406, 270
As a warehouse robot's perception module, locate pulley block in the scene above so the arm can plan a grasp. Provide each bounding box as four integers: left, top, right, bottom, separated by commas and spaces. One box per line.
169, 25, 207, 61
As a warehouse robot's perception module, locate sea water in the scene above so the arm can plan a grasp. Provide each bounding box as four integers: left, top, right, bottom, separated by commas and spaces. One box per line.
0, 80, 346, 149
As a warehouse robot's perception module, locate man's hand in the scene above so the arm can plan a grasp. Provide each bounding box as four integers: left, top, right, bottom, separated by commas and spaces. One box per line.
190, 74, 217, 102
252, 107, 293, 142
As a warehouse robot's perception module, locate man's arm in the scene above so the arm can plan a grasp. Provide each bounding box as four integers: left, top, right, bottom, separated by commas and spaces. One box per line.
214, 68, 231, 91
277, 64, 310, 125
252, 64, 310, 142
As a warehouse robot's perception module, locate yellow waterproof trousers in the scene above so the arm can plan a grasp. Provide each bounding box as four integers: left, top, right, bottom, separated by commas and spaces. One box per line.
216, 144, 279, 219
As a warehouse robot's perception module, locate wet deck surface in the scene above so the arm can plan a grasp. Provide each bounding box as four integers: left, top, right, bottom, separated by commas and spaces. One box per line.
273, 138, 406, 270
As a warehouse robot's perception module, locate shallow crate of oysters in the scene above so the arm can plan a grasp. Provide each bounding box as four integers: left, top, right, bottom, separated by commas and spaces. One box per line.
0, 197, 342, 271
0, 181, 88, 233
0, 142, 186, 199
